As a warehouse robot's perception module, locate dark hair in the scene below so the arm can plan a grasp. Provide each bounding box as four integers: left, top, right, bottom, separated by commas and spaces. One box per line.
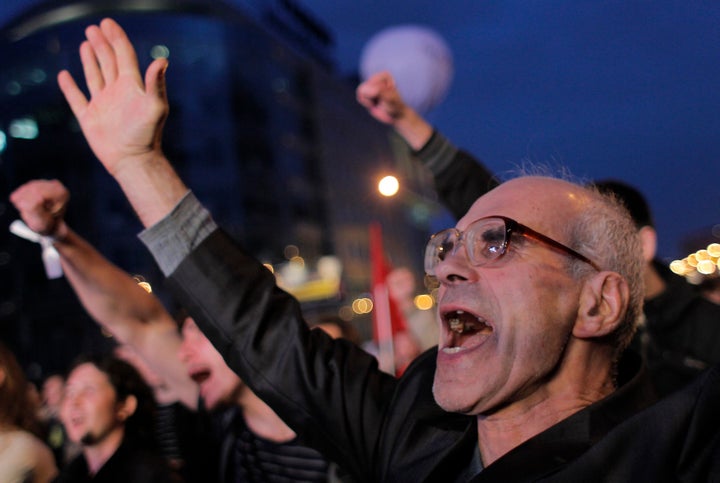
0, 341, 42, 437
592, 179, 654, 229
67, 353, 157, 448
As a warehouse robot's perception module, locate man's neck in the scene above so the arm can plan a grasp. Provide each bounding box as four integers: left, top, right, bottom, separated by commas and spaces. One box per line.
237, 389, 296, 443
82, 427, 125, 475
476, 398, 584, 465
476, 355, 615, 466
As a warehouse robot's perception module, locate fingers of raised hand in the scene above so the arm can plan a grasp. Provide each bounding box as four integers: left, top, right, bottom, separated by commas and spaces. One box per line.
57, 70, 88, 120
9, 182, 65, 234
10, 180, 68, 213
80, 39, 105, 96
43, 180, 71, 211
144, 57, 169, 102
81, 19, 144, 100
355, 89, 374, 108
87, 24, 118, 83
100, 18, 141, 80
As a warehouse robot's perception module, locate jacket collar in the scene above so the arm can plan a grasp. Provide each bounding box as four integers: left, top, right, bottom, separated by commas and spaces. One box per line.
473, 349, 656, 481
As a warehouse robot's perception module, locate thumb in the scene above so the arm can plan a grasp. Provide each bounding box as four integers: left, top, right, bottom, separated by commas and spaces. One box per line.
145, 57, 169, 102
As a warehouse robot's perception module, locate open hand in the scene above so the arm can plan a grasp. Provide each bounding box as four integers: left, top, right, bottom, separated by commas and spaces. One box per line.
57, 18, 169, 177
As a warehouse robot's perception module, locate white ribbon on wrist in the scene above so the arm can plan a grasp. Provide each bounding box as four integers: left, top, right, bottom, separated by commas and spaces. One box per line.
9, 220, 63, 279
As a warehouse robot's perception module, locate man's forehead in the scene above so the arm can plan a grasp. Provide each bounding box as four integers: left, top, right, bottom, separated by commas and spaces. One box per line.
68, 363, 107, 384
458, 177, 585, 229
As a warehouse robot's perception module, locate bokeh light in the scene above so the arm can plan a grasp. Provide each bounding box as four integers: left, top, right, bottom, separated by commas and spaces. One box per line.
378, 175, 399, 197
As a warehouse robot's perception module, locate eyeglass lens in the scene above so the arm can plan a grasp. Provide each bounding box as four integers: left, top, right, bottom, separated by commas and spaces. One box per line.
425, 218, 508, 275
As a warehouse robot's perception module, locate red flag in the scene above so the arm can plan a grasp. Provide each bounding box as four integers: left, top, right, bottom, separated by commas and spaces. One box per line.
369, 222, 413, 376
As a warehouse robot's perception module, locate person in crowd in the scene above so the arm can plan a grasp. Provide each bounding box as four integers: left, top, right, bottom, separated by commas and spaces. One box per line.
386, 267, 438, 351
112, 342, 210, 480
593, 179, 720, 396
308, 314, 361, 345
40, 374, 66, 465
41, 375, 65, 417
39, 373, 80, 468
37, 18, 720, 481
358, 71, 720, 397
11, 180, 345, 482
0, 341, 59, 482
55, 353, 179, 482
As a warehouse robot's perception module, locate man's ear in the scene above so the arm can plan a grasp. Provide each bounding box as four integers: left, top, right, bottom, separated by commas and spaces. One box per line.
117, 395, 138, 422
638, 226, 657, 263
573, 272, 629, 339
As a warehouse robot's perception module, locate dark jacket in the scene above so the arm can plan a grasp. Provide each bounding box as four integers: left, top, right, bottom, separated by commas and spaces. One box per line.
637, 260, 720, 396
213, 405, 331, 483
54, 439, 178, 483
167, 228, 720, 482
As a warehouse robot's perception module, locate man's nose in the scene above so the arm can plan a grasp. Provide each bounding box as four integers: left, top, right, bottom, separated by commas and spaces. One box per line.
62, 393, 79, 409
434, 244, 476, 284
178, 339, 193, 362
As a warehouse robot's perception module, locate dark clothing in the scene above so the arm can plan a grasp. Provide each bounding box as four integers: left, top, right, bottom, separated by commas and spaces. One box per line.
413, 130, 498, 220
634, 260, 720, 396
54, 440, 178, 483
213, 406, 331, 483
165, 227, 720, 482
516, 362, 720, 482
155, 402, 220, 483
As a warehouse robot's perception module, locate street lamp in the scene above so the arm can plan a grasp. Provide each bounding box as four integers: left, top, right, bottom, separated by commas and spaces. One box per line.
378, 175, 400, 197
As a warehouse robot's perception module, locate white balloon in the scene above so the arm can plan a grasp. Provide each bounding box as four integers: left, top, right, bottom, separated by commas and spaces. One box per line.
360, 25, 454, 114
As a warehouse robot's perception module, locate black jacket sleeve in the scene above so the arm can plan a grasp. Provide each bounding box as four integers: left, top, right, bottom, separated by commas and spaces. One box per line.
166, 228, 399, 481
414, 131, 499, 220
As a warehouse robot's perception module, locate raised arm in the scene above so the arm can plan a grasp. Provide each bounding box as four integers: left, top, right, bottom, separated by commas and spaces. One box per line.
357, 71, 499, 219
10, 179, 198, 408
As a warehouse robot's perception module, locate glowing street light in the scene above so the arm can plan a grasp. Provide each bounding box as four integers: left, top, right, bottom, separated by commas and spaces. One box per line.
378, 175, 399, 197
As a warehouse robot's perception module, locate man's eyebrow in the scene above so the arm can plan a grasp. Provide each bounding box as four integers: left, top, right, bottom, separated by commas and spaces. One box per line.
478, 224, 505, 239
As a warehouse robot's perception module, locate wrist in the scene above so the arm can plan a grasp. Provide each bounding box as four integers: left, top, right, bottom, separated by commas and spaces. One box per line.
110, 149, 164, 178
50, 220, 69, 243
393, 110, 433, 151
111, 151, 189, 228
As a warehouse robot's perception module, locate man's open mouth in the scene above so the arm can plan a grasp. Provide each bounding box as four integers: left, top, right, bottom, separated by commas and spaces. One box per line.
189, 369, 211, 384
441, 310, 493, 353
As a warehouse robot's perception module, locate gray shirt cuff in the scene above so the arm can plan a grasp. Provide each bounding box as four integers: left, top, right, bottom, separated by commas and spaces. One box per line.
413, 130, 459, 175
138, 191, 217, 276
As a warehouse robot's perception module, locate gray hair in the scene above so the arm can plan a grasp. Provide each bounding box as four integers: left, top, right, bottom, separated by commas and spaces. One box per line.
568, 184, 645, 358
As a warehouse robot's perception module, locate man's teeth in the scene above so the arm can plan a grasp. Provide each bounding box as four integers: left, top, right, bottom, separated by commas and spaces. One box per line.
449, 317, 464, 333
442, 346, 464, 354
443, 311, 491, 354
447, 310, 486, 334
